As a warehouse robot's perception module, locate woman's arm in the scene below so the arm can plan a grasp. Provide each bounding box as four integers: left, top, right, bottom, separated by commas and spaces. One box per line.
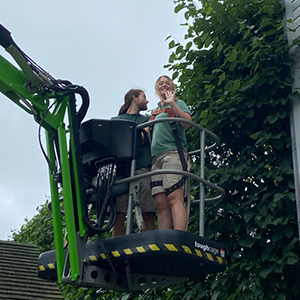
163, 91, 191, 128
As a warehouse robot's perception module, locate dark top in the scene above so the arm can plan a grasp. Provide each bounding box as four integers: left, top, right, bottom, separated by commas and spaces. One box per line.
111, 113, 151, 169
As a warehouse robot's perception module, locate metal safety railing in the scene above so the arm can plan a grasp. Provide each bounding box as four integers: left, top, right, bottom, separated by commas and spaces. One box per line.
115, 117, 225, 237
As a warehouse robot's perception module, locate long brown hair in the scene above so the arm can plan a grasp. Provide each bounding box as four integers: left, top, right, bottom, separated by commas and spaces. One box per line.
118, 89, 144, 115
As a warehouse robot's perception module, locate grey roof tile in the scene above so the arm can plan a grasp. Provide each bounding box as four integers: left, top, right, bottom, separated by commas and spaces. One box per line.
0, 241, 63, 300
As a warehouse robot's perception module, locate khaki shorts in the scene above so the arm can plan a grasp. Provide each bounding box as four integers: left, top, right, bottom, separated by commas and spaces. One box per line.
115, 167, 157, 213
151, 150, 188, 196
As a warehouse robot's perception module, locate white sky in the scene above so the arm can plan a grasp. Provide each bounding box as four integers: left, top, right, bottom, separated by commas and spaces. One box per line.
0, 1, 187, 240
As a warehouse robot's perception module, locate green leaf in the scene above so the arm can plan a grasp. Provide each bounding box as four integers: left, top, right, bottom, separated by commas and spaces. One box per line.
260, 267, 271, 278
267, 114, 278, 124
276, 294, 287, 300
211, 291, 221, 300
244, 109, 254, 118
284, 226, 293, 238
250, 130, 263, 140
225, 79, 240, 92
243, 210, 255, 223
239, 49, 249, 63
261, 252, 269, 262
286, 252, 299, 265
274, 193, 285, 201
169, 40, 176, 49
227, 49, 238, 62
272, 230, 283, 242
174, 3, 185, 14
260, 18, 272, 29
218, 72, 226, 85
264, 29, 277, 36
186, 41, 193, 50
205, 35, 212, 48
217, 42, 223, 54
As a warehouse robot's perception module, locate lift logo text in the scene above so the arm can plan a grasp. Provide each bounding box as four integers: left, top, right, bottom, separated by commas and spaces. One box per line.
194, 241, 224, 257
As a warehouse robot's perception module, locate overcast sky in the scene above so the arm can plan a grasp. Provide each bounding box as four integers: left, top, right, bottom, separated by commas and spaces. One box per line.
0, 1, 187, 240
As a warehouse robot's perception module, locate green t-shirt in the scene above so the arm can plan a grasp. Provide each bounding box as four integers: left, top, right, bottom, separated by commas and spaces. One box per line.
111, 113, 151, 169
151, 100, 191, 158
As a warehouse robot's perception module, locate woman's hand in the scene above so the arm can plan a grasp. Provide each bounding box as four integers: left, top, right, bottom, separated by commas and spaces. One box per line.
161, 91, 192, 128
162, 90, 176, 105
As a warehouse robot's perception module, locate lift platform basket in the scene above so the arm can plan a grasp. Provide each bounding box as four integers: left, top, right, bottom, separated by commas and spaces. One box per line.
38, 229, 226, 291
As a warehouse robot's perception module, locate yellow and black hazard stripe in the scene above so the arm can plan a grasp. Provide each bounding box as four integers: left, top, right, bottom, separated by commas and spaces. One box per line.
38, 262, 56, 272
38, 243, 225, 273
85, 243, 225, 265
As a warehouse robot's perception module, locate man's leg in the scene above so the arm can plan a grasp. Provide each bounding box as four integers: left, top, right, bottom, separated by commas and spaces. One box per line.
142, 212, 156, 230
112, 212, 126, 236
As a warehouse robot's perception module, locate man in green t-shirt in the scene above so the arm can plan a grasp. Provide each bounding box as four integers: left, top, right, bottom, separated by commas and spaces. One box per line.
111, 89, 157, 236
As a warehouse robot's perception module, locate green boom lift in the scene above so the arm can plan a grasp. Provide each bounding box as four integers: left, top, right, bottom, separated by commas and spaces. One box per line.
0, 23, 226, 291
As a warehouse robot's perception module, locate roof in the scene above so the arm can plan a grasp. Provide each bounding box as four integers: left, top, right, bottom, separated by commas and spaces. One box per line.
0, 240, 63, 300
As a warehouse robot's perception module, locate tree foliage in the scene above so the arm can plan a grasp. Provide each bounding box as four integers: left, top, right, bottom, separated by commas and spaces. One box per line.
13, 0, 300, 298
162, 0, 300, 299
12, 200, 55, 253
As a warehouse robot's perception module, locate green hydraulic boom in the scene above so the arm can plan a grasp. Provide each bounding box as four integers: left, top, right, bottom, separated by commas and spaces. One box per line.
0, 23, 90, 283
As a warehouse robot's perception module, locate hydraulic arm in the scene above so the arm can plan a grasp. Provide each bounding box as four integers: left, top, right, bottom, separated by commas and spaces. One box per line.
0, 23, 90, 283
